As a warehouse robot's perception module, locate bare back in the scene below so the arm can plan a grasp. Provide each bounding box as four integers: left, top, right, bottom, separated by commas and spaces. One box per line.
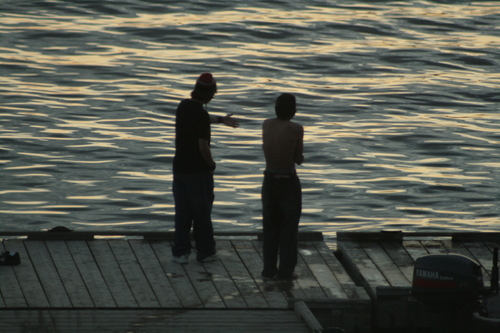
262, 118, 304, 170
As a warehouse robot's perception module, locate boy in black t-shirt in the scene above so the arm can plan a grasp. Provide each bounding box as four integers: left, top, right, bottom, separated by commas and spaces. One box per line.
172, 73, 239, 264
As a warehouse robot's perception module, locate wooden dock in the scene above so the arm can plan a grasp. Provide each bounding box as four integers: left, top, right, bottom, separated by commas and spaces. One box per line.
337, 231, 500, 332
6, 230, 498, 332
0, 231, 370, 333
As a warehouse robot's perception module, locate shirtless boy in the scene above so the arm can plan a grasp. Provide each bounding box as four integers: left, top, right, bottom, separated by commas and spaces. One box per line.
261, 93, 304, 280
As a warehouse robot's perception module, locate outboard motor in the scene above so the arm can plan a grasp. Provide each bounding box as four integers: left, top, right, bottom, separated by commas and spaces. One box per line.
412, 248, 500, 333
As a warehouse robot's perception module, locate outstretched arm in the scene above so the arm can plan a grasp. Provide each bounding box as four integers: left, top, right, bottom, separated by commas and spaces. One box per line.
210, 114, 240, 128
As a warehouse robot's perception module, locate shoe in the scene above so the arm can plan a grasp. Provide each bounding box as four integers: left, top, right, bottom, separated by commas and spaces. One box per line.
198, 254, 219, 263
0, 251, 20, 265
172, 254, 189, 264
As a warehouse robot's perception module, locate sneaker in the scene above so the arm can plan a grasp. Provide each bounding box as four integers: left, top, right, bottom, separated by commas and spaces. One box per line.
198, 254, 219, 263
172, 254, 189, 264
0, 251, 20, 266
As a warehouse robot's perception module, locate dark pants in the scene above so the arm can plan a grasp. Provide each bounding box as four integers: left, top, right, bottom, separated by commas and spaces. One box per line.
172, 172, 216, 261
261, 172, 302, 278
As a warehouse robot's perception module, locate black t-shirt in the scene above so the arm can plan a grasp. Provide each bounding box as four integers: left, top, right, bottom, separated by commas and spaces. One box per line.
173, 99, 211, 173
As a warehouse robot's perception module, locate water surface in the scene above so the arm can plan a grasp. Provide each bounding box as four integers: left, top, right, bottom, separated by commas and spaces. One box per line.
1, 0, 500, 241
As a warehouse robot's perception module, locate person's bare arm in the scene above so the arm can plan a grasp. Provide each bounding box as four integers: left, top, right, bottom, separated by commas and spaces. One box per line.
199, 138, 215, 166
209, 114, 240, 128
294, 126, 304, 165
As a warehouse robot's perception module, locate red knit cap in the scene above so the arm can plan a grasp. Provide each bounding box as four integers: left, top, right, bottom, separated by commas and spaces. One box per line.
197, 73, 216, 86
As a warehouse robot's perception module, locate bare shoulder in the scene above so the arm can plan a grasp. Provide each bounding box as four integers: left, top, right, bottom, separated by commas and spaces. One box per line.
262, 118, 279, 131
263, 118, 276, 125
289, 120, 304, 133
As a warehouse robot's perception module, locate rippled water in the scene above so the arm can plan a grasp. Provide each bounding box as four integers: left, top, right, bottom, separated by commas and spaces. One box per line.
1, 0, 500, 241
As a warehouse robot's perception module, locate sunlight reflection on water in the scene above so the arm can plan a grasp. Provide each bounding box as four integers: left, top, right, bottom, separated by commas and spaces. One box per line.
1, 1, 500, 240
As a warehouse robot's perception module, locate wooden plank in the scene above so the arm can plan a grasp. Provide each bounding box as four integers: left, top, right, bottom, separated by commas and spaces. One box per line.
362, 241, 410, 287
293, 243, 328, 300
0, 241, 25, 307
294, 301, 323, 331
170, 249, 225, 309
484, 240, 500, 257
421, 240, 448, 254
24, 240, 72, 307
107, 239, 160, 307
88, 240, 138, 307
65, 240, 116, 307
200, 242, 247, 308
379, 241, 415, 283
337, 240, 390, 299
298, 241, 348, 299
236, 240, 289, 308
337, 231, 403, 242
4, 231, 500, 242
0, 309, 311, 333
44, 240, 94, 307
128, 240, 182, 308
253, 240, 309, 301
2, 239, 49, 307
440, 239, 471, 256
229, 240, 271, 307
27, 233, 93, 241
338, 231, 500, 242
258, 231, 324, 242
149, 240, 203, 308
402, 240, 429, 261
314, 241, 368, 300
217, 240, 267, 308
452, 233, 500, 242
463, 241, 495, 279
0, 230, 322, 240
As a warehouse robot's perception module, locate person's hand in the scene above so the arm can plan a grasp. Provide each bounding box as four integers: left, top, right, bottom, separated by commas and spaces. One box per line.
296, 155, 304, 165
223, 113, 240, 128
209, 162, 216, 174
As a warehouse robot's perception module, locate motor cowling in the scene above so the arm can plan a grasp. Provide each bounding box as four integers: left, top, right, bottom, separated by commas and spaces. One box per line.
412, 253, 484, 306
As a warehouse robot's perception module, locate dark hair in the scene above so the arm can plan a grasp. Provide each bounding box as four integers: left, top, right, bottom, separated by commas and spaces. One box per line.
275, 93, 296, 120
191, 81, 217, 102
